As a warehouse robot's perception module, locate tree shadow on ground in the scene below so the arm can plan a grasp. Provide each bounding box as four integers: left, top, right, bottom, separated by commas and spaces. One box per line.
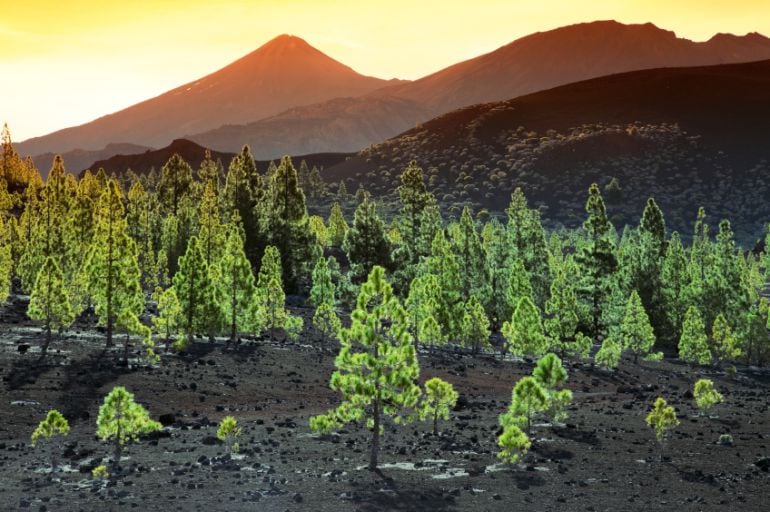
532, 442, 574, 460
350, 470, 457, 512
174, 339, 220, 364
670, 464, 719, 487
553, 427, 600, 446
59, 350, 129, 421
4, 331, 64, 390
511, 471, 547, 490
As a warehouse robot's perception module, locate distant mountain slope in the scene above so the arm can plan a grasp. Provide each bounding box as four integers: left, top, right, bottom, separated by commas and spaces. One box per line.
379, 20, 770, 114
17, 35, 401, 156
324, 60, 770, 243
188, 95, 430, 157
32, 142, 151, 179
84, 138, 352, 175
187, 21, 770, 158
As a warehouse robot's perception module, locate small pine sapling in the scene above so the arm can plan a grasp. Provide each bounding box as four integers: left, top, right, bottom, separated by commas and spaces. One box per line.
507, 376, 548, 435
96, 386, 162, 472
496, 423, 531, 465
533, 353, 573, 424
30, 409, 70, 473
92, 465, 110, 480
568, 332, 593, 361
595, 337, 621, 370
646, 397, 679, 461
693, 379, 723, 415
313, 301, 341, 349
419, 377, 458, 435
217, 416, 241, 454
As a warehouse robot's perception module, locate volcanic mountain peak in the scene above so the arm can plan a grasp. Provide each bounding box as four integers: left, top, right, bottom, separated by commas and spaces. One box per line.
16, 34, 396, 156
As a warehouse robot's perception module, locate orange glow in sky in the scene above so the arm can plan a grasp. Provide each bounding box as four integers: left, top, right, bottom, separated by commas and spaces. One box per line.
3, 0, 770, 141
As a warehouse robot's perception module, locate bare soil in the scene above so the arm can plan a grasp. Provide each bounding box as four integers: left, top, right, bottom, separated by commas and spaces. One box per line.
1, 295, 768, 511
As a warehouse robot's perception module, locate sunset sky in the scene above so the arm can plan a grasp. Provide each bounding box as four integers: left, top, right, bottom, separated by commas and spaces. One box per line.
3, 0, 770, 142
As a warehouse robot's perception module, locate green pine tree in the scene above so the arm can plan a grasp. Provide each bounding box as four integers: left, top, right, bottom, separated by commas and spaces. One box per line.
173, 235, 212, 347
678, 306, 711, 366
309, 266, 421, 471
215, 226, 256, 342
619, 290, 658, 363
27, 256, 75, 357
85, 180, 144, 349
502, 297, 549, 358
96, 386, 161, 472
575, 183, 618, 336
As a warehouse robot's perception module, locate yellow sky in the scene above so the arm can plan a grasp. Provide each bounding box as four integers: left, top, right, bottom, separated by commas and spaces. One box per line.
2, 0, 769, 142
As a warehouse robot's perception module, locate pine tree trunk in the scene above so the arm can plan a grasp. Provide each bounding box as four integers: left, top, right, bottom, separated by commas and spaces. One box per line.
433, 410, 438, 436
106, 209, 114, 348
370, 396, 380, 471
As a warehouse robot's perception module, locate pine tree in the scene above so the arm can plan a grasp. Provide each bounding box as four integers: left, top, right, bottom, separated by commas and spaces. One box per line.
152, 286, 181, 351
216, 416, 241, 454
595, 337, 622, 369
503, 376, 548, 435
451, 206, 489, 301
344, 198, 391, 282
158, 153, 193, 215
460, 295, 491, 354
575, 183, 618, 336
419, 377, 458, 435
223, 146, 264, 266
96, 386, 161, 472
215, 226, 256, 343
173, 235, 212, 347
404, 273, 442, 350
85, 180, 144, 349
661, 232, 691, 336
198, 180, 224, 266
313, 301, 341, 348
532, 353, 573, 424
419, 312, 445, 353
502, 297, 549, 358
27, 256, 75, 357
263, 156, 314, 292
693, 379, 723, 414
426, 230, 462, 338
482, 218, 510, 327
712, 314, 741, 365
327, 202, 349, 247
30, 409, 70, 473
618, 290, 657, 363
544, 267, 580, 358
0, 215, 11, 303
308, 215, 328, 247
646, 397, 679, 458
497, 422, 531, 465
506, 188, 551, 308
197, 149, 220, 189
678, 306, 711, 366
397, 161, 435, 264
254, 245, 299, 340
309, 266, 421, 471
309, 256, 336, 308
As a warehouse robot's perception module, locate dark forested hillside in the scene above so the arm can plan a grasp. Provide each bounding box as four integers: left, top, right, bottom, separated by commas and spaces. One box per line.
323, 60, 770, 243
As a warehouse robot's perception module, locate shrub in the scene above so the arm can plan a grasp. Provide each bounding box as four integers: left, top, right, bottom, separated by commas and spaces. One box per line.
216, 416, 241, 454
96, 386, 162, 471
646, 397, 679, 458
595, 337, 621, 369
419, 377, 458, 435
693, 379, 723, 414
30, 409, 70, 473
